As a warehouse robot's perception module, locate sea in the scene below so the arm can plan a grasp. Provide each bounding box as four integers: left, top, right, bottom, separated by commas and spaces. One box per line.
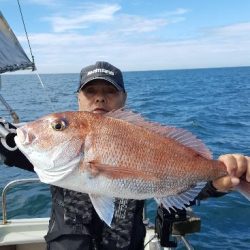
0, 66, 250, 249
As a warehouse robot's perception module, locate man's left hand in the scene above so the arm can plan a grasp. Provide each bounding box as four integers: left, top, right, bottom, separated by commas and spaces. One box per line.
213, 154, 250, 192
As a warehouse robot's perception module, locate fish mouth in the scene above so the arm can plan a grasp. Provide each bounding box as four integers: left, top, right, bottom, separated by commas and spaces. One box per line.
16, 127, 36, 146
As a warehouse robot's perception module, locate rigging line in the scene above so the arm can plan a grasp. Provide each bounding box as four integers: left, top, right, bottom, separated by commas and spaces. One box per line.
16, 0, 35, 69
143, 234, 158, 248
16, 1, 55, 112
0, 94, 20, 123
35, 72, 56, 112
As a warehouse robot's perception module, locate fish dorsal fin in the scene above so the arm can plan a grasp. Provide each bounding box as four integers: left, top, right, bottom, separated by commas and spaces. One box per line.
106, 109, 212, 159
155, 182, 207, 212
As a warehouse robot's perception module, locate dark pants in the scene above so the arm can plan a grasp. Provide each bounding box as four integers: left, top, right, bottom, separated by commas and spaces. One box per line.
47, 234, 94, 250
46, 234, 145, 250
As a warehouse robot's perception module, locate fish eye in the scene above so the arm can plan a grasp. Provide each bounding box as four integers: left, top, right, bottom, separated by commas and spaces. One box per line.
51, 119, 67, 131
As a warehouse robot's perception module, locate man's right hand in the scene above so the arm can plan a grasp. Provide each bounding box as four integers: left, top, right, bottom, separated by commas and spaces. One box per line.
0, 117, 18, 151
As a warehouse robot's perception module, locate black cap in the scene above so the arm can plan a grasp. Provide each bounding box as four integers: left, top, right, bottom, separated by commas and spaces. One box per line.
77, 61, 125, 92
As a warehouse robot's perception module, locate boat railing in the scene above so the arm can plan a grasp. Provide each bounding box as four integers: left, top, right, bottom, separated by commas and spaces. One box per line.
1, 178, 41, 224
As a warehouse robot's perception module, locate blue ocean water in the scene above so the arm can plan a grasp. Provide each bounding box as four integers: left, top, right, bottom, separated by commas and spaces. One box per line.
0, 66, 250, 249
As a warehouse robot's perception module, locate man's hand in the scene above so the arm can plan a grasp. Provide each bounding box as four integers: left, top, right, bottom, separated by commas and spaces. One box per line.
0, 118, 34, 171
213, 154, 250, 192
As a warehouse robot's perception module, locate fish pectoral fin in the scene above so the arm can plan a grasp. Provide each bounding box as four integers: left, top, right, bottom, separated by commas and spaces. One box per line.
86, 160, 157, 181
155, 182, 207, 211
89, 194, 115, 227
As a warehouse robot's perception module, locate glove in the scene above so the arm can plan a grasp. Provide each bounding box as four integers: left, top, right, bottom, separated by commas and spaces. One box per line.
0, 117, 18, 150
0, 118, 34, 172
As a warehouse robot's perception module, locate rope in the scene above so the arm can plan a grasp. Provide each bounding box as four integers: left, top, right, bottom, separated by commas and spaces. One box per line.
0, 94, 20, 123
16, 0, 35, 69
16, 0, 55, 113
35, 72, 56, 112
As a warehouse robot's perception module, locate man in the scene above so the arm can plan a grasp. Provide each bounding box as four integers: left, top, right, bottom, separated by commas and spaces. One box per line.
0, 61, 249, 250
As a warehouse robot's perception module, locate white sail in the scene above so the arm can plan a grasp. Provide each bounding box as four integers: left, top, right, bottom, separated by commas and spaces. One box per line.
0, 11, 34, 74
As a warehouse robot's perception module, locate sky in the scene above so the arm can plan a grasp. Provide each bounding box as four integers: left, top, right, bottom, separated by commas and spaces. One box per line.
1, 0, 250, 73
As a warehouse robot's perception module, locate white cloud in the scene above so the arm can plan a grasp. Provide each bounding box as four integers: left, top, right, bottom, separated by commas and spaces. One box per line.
16, 6, 250, 73
112, 14, 169, 34
43, 4, 186, 35
209, 22, 250, 38
18, 23, 250, 74
45, 4, 121, 32
25, 0, 60, 7
164, 8, 190, 16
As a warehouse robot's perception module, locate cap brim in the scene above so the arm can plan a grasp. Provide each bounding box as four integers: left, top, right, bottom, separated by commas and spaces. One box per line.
78, 76, 123, 92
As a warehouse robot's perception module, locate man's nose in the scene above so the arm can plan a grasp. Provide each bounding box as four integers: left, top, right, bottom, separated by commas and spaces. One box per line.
95, 94, 106, 103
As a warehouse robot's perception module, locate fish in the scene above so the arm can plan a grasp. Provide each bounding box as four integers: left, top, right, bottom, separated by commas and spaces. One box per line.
14, 109, 250, 226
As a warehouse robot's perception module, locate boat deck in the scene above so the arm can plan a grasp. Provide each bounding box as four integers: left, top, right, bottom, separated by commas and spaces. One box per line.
0, 218, 48, 250
0, 218, 155, 250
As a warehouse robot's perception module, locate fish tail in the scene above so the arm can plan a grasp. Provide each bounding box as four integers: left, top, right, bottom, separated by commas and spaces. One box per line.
236, 180, 250, 201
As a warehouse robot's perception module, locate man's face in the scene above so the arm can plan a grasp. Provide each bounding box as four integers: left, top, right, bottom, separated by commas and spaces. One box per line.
78, 80, 127, 114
